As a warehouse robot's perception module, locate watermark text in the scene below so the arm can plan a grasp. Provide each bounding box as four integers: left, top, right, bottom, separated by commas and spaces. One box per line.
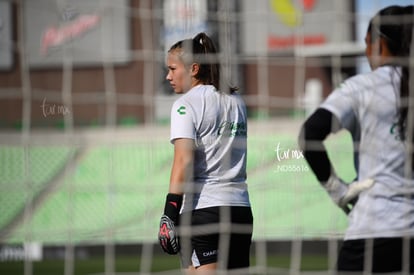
274, 142, 308, 173
40, 98, 71, 117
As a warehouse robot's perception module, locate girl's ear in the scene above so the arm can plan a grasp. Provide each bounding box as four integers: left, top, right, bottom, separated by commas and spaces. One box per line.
190, 63, 200, 76
379, 37, 392, 57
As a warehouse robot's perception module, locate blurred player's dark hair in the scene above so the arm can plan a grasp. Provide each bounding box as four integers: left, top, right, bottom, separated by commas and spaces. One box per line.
368, 5, 414, 167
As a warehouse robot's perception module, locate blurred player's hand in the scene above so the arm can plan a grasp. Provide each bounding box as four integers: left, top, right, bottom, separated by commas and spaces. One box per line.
158, 214, 180, 254
324, 174, 375, 214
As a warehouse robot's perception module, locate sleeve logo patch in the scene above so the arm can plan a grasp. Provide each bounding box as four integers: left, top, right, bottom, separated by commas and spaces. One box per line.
177, 106, 186, 115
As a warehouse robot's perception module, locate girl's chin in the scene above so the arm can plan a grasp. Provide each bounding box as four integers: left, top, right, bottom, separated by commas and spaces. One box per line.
174, 89, 186, 94
172, 86, 190, 94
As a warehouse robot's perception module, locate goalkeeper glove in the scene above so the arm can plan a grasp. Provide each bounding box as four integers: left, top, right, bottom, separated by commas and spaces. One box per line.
158, 193, 183, 255
324, 174, 374, 214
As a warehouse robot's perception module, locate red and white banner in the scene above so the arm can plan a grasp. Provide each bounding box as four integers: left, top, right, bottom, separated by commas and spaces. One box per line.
24, 0, 131, 67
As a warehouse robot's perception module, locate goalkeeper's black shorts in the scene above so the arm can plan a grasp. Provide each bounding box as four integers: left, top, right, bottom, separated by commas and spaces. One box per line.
179, 206, 253, 269
337, 237, 414, 273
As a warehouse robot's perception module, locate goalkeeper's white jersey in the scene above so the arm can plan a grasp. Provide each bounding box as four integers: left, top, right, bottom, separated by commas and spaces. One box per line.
170, 84, 250, 212
321, 66, 414, 240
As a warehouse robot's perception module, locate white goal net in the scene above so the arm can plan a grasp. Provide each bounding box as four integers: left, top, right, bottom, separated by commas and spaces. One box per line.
0, 0, 413, 274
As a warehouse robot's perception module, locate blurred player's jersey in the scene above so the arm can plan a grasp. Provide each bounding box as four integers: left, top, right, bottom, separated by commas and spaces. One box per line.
321, 66, 414, 239
170, 85, 250, 212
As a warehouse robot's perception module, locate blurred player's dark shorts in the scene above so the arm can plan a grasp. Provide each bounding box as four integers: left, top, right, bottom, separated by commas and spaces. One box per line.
337, 237, 414, 273
178, 206, 253, 269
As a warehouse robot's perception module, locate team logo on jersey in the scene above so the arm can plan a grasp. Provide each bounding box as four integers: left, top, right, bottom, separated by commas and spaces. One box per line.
217, 121, 247, 137
177, 106, 186, 115
390, 122, 404, 141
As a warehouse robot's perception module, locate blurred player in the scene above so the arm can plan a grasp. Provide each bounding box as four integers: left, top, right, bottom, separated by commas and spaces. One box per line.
158, 32, 253, 274
299, 5, 414, 273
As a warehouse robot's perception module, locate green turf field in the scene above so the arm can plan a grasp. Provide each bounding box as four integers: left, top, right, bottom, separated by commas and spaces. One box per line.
0, 120, 356, 274
0, 122, 355, 244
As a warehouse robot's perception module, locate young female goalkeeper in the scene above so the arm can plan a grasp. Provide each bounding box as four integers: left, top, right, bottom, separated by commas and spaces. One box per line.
158, 32, 253, 273
299, 5, 414, 273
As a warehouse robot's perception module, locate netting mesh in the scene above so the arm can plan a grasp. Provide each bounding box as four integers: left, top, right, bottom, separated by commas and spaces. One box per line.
0, 0, 413, 274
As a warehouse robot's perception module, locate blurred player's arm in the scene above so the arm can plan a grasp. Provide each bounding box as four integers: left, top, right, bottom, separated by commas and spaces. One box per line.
299, 108, 338, 182
299, 108, 374, 213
